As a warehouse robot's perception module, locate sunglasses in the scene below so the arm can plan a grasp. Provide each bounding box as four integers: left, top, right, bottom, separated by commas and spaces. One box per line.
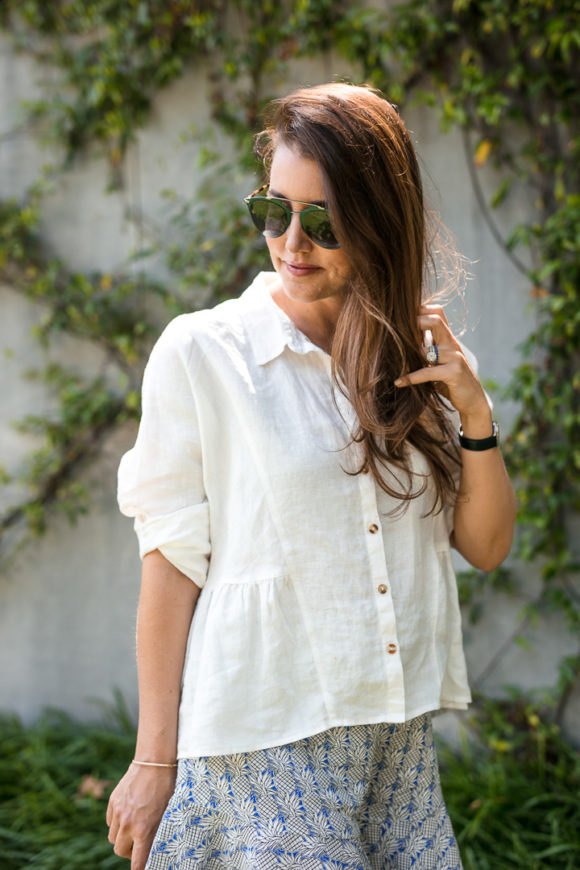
243, 184, 340, 249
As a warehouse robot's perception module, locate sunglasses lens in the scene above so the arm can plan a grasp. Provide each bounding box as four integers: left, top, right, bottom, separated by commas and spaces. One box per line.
301, 209, 340, 249
247, 199, 289, 238
245, 195, 340, 249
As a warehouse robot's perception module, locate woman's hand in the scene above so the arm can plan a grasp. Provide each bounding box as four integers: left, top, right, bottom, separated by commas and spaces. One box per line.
106, 763, 176, 870
394, 304, 491, 432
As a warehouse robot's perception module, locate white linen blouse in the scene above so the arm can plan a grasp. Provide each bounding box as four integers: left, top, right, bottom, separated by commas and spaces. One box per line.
118, 271, 471, 759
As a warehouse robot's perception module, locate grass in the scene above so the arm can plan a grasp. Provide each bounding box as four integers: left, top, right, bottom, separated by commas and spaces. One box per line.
439, 695, 580, 870
0, 697, 134, 870
0, 694, 578, 869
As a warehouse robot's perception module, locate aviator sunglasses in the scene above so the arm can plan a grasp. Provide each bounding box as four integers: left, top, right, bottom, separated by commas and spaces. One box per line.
243, 184, 340, 250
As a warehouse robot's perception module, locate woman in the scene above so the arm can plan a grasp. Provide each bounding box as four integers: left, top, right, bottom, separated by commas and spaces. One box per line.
107, 83, 516, 870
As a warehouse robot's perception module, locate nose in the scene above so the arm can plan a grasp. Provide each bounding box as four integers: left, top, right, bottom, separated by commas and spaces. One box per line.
285, 212, 312, 252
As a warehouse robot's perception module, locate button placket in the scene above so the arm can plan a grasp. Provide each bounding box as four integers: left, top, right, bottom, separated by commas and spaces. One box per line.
357, 468, 403, 704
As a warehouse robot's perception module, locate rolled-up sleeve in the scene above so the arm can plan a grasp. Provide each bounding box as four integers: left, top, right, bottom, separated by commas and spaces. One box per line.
117, 317, 210, 587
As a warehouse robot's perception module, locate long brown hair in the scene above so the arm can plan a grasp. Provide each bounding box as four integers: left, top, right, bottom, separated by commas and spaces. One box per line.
257, 82, 461, 513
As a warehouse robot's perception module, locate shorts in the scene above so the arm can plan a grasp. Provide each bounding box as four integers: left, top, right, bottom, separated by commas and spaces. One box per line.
146, 714, 462, 869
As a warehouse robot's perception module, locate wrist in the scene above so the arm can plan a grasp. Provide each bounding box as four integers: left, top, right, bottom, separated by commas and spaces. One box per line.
459, 406, 493, 439
135, 730, 178, 764
459, 420, 499, 451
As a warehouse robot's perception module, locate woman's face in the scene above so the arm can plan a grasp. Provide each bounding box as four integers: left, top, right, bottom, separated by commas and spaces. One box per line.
266, 142, 353, 308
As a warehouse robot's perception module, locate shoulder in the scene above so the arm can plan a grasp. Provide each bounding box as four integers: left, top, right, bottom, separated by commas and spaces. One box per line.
147, 271, 275, 373
151, 291, 247, 362
140, 304, 243, 399
158, 272, 273, 350
157, 298, 242, 348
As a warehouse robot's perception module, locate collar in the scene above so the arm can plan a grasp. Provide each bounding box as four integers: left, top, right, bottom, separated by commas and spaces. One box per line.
239, 272, 330, 366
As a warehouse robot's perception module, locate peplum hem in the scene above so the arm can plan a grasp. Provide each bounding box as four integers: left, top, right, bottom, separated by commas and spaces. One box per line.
175, 574, 470, 760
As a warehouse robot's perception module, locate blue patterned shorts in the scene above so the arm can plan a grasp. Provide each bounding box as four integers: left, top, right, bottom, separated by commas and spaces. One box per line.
146, 715, 462, 869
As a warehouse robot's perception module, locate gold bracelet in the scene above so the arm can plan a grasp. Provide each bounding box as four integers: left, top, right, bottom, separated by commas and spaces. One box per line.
132, 759, 178, 768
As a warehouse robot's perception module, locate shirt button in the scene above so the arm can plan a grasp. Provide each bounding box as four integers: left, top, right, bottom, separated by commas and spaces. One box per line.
368, 523, 379, 534
378, 584, 388, 594
387, 642, 397, 654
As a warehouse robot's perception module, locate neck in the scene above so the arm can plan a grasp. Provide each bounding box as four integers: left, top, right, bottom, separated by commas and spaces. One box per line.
270, 285, 344, 355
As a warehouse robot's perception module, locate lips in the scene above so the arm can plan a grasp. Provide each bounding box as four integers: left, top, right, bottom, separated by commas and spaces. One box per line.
285, 262, 320, 277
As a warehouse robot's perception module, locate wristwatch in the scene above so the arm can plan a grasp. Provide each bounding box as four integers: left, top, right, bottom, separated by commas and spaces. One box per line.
458, 420, 499, 451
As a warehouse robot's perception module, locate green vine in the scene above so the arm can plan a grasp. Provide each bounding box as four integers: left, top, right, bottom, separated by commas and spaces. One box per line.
1, 0, 579, 725
346, 0, 580, 717
0, 0, 349, 182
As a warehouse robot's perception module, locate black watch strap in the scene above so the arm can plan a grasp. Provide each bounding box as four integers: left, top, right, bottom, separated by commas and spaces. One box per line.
458, 420, 499, 451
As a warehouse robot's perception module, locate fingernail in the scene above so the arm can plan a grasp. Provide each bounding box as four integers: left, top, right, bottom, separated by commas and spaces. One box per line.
394, 378, 403, 386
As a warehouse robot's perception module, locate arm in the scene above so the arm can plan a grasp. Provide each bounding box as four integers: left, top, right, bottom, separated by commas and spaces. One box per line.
451, 403, 516, 570
395, 305, 517, 571
106, 550, 201, 870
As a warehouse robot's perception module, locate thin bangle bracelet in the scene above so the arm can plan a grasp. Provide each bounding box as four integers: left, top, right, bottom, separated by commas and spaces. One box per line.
132, 759, 178, 768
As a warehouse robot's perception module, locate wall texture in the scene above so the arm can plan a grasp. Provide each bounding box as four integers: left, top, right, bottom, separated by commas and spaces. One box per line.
1, 32, 578, 740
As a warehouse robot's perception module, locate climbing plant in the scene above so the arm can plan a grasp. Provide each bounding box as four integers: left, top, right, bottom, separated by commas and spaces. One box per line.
367, 0, 580, 718
0, 0, 579, 720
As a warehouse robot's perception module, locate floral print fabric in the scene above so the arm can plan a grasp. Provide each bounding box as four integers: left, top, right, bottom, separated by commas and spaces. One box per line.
146, 715, 462, 870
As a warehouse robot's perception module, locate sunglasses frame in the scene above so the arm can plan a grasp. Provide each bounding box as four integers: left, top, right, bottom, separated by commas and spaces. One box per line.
243, 184, 340, 249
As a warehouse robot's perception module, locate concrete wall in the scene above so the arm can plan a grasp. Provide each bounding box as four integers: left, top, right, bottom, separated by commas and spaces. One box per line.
1, 31, 578, 739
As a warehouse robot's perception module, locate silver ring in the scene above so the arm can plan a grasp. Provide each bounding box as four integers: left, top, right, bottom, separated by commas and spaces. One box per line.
426, 345, 439, 365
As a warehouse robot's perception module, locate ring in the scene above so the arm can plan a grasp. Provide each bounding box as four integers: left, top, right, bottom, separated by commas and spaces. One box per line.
425, 345, 439, 365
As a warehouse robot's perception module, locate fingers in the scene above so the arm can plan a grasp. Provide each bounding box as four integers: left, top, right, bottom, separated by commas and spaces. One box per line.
107, 792, 134, 860
422, 343, 460, 369
395, 370, 446, 389
416, 308, 463, 376
107, 807, 130, 857
107, 815, 152, 869
132, 837, 155, 870
420, 303, 449, 325
395, 345, 461, 384
419, 314, 455, 350
106, 797, 120, 846
108, 817, 147, 865
113, 828, 135, 860
394, 363, 451, 388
